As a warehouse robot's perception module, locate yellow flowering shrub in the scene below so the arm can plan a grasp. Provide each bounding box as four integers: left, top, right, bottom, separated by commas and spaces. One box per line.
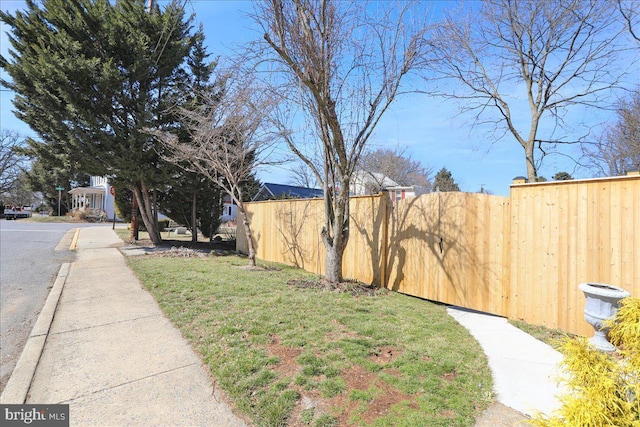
529, 297, 640, 427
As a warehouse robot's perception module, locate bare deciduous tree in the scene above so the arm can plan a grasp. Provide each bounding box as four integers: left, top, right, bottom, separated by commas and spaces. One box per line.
0, 130, 26, 196
149, 74, 277, 266
618, 0, 640, 42
251, 0, 429, 283
428, 0, 632, 181
583, 90, 640, 176
4, 171, 33, 207
358, 146, 432, 193
289, 161, 319, 189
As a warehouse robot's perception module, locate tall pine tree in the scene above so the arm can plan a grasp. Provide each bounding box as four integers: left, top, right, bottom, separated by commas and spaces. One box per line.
1, 0, 196, 243
158, 25, 222, 242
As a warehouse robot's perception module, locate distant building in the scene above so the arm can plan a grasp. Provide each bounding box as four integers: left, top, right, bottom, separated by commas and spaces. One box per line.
252, 183, 323, 202
350, 171, 428, 202
69, 176, 118, 220
221, 193, 237, 223
350, 171, 399, 196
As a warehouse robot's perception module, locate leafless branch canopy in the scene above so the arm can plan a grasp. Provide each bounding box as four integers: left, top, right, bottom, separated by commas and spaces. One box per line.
252, 0, 429, 188
149, 72, 279, 266
359, 146, 432, 189
289, 161, 320, 188
151, 73, 277, 204
0, 130, 26, 195
582, 90, 640, 176
428, 0, 633, 179
618, 0, 640, 42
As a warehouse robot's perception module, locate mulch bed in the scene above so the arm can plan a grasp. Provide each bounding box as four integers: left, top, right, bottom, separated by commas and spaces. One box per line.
287, 278, 384, 297
127, 238, 236, 257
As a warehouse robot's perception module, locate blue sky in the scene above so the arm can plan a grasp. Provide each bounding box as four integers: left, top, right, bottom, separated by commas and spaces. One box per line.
1, 0, 638, 196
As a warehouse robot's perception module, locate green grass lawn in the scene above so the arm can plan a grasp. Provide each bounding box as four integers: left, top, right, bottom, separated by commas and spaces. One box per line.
127, 254, 493, 426
508, 320, 576, 349
19, 215, 81, 223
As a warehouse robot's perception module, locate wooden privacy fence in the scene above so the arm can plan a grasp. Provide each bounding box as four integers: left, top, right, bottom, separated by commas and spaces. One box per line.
237, 174, 640, 335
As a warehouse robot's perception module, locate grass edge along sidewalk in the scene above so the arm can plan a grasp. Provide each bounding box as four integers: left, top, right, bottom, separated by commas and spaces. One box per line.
126, 251, 493, 427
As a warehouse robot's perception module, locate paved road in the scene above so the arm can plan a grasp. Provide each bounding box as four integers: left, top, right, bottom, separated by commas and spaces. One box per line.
0, 220, 93, 392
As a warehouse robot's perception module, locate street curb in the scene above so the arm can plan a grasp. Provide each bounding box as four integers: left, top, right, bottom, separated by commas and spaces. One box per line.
0, 263, 70, 404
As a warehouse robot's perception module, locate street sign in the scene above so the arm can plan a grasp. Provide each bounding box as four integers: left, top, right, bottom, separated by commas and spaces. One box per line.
55, 187, 64, 216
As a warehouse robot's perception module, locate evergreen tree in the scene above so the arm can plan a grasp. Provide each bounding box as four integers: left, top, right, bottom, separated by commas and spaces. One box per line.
433, 167, 460, 192
159, 175, 222, 240
0, 0, 196, 243
153, 25, 220, 241
552, 171, 573, 181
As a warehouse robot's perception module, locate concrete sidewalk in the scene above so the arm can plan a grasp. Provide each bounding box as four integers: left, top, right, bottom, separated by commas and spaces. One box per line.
448, 307, 566, 419
1, 226, 247, 427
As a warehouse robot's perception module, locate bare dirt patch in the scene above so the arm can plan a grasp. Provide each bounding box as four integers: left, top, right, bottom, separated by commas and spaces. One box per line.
268, 335, 303, 378
328, 365, 415, 426
239, 264, 267, 271
124, 233, 236, 256
442, 371, 459, 382
267, 335, 413, 427
368, 345, 402, 365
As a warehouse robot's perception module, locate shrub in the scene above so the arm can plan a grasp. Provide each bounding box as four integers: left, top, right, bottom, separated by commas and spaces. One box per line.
529, 297, 640, 427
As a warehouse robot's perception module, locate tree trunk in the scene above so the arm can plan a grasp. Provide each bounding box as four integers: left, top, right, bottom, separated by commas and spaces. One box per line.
191, 192, 197, 243
210, 198, 216, 243
237, 202, 256, 266
322, 186, 349, 283
153, 188, 158, 233
133, 183, 161, 245
525, 141, 538, 181
130, 193, 139, 241
324, 238, 346, 283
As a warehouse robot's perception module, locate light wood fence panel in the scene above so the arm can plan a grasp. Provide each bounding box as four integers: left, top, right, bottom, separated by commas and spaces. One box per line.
238, 195, 389, 284
385, 192, 510, 316
238, 198, 326, 275
508, 175, 640, 335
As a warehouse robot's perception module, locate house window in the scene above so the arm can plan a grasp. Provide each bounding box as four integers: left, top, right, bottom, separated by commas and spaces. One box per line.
228, 206, 232, 216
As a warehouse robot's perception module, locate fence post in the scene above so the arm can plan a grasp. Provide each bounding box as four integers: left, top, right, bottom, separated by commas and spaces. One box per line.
380, 191, 390, 288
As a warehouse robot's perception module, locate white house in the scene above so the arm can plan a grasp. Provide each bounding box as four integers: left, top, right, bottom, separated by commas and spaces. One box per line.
69, 176, 118, 220
350, 170, 428, 202
350, 171, 398, 196
221, 193, 237, 223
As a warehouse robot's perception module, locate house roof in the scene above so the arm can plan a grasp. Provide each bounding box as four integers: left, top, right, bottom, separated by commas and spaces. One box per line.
252, 183, 323, 201
68, 186, 107, 195
352, 170, 400, 188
